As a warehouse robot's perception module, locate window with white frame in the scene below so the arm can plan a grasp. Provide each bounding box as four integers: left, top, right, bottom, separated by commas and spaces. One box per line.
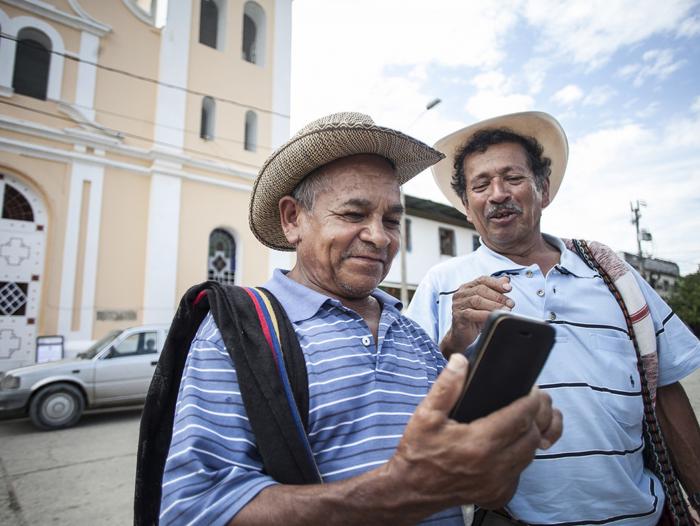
200, 96, 216, 140
244, 110, 257, 151
242, 1, 266, 65
208, 228, 236, 284
12, 28, 51, 100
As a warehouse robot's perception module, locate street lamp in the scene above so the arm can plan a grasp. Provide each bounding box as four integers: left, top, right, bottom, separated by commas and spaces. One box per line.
399, 98, 442, 308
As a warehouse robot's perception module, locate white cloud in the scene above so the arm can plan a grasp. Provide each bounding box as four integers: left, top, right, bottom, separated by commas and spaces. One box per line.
635, 101, 660, 119
522, 0, 698, 68
464, 71, 535, 119
291, 0, 524, 130
618, 49, 686, 86
678, 15, 700, 37
691, 96, 700, 113
522, 58, 549, 95
553, 84, 584, 106
544, 118, 700, 274
583, 85, 616, 106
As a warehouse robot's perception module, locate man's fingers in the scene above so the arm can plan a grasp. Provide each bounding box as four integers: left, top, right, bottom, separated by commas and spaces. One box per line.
471, 391, 542, 449
476, 275, 512, 292
531, 388, 563, 450
533, 388, 553, 431
420, 353, 470, 414
454, 282, 514, 310
539, 409, 563, 450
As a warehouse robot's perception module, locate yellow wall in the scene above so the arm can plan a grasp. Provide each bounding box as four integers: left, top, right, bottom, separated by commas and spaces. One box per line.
93, 166, 150, 334
176, 177, 270, 300
0, 0, 284, 345
87, 1, 161, 148
184, 0, 273, 166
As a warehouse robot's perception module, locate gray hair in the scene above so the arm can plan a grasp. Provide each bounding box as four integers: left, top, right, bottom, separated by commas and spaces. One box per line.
290, 166, 331, 210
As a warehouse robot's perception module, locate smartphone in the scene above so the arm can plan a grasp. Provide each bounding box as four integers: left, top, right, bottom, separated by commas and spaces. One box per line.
450, 311, 555, 424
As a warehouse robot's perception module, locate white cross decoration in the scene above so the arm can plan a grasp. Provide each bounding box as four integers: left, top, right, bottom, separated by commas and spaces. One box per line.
0, 329, 21, 359
0, 237, 31, 266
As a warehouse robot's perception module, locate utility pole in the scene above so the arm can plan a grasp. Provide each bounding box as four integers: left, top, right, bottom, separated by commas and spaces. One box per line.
630, 200, 644, 260
630, 200, 652, 278
399, 98, 441, 308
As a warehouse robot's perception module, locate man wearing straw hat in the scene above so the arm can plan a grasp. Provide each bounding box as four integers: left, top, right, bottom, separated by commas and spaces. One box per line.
406, 112, 700, 525
157, 112, 562, 525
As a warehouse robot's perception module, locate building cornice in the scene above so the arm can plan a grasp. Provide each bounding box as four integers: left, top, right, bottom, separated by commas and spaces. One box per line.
120, 0, 156, 27
0, 115, 258, 181
0, 134, 253, 193
67, 0, 109, 29
3, 0, 111, 36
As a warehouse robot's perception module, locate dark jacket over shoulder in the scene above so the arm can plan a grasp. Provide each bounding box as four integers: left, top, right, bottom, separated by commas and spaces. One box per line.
133, 282, 318, 526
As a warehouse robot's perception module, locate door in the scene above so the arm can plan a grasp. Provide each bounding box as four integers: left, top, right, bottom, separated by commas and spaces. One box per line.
0, 173, 47, 371
93, 329, 160, 404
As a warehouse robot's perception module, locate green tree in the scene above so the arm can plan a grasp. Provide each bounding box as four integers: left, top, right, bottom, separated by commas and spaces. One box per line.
669, 270, 700, 336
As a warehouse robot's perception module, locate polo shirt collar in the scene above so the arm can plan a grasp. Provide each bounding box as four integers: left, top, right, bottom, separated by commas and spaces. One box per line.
550, 235, 599, 278
263, 269, 403, 323
476, 234, 598, 279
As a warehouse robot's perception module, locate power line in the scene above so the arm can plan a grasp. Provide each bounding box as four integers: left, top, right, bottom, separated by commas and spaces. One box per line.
67, 100, 273, 152
0, 99, 263, 169
0, 32, 289, 119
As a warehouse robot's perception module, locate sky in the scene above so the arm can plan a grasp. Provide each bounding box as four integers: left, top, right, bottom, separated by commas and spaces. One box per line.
289, 0, 700, 275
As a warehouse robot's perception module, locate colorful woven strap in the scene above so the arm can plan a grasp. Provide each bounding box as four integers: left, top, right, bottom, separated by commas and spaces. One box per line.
243, 287, 321, 481
572, 240, 691, 525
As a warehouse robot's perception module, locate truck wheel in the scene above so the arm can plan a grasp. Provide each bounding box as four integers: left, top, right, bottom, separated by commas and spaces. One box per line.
29, 383, 85, 430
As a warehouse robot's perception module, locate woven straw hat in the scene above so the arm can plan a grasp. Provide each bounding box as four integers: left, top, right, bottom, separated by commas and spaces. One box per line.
249, 111, 444, 251
432, 111, 569, 211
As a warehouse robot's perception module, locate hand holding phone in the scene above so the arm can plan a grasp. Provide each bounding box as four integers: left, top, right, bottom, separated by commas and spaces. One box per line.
450, 311, 555, 424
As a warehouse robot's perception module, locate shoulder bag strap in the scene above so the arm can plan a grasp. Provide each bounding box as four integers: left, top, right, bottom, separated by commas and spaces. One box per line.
573, 240, 691, 525
208, 282, 322, 485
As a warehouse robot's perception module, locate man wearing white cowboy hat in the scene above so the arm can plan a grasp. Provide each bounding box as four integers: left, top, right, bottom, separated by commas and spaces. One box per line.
406, 112, 700, 525
157, 112, 562, 525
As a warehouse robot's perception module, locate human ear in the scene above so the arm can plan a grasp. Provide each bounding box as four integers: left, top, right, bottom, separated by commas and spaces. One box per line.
279, 196, 304, 245
540, 177, 551, 209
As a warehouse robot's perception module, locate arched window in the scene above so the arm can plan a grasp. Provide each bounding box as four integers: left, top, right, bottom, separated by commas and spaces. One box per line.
12, 28, 51, 100
2, 183, 34, 222
244, 111, 257, 151
200, 96, 215, 140
242, 2, 266, 65
208, 229, 236, 285
199, 0, 219, 49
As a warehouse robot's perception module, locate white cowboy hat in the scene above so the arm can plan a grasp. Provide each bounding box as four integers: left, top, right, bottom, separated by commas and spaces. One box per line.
249, 111, 444, 251
431, 111, 568, 210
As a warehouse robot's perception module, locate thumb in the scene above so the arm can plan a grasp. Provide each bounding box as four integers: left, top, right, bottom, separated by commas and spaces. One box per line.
421, 353, 469, 415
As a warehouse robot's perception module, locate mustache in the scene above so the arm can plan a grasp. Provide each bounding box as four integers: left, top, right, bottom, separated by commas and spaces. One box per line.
486, 202, 523, 219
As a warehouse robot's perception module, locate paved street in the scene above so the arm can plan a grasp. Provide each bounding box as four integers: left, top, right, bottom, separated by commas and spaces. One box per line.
1, 370, 699, 525
0, 408, 143, 526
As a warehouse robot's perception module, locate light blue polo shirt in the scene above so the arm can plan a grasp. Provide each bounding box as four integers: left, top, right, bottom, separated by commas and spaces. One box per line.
406, 234, 700, 526
160, 270, 464, 525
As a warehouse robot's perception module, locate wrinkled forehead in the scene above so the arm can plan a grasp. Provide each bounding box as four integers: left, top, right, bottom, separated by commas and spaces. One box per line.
463, 142, 531, 177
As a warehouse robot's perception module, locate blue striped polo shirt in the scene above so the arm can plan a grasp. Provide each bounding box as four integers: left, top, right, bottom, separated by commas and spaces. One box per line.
159, 269, 464, 525
406, 234, 700, 526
